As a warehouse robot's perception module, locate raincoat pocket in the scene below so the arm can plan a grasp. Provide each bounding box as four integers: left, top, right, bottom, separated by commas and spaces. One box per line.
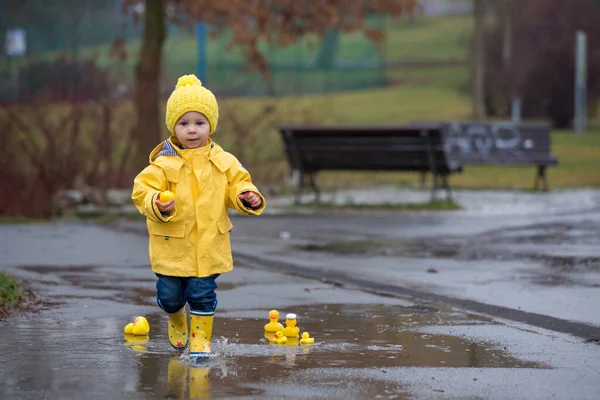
216, 217, 233, 256
149, 222, 187, 261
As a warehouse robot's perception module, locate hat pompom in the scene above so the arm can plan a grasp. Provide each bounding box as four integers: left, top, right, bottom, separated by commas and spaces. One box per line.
176, 74, 202, 89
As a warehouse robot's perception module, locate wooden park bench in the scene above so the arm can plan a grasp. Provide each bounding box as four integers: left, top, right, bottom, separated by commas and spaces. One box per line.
278, 125, 461, 204
279, 122, 559, 205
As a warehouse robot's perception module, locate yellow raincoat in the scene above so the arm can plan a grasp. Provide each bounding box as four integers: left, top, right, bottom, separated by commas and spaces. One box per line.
132, 137, 266, 277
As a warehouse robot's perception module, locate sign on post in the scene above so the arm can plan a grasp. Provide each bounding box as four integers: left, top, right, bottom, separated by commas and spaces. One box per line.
5, 28, 26, 57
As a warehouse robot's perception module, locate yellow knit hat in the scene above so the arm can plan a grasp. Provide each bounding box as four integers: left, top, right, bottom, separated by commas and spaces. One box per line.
165, 74, 219, 135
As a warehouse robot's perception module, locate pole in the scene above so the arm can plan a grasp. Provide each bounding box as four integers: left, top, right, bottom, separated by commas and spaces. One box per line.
574, 30, 587, 134
511, 97, 521, 125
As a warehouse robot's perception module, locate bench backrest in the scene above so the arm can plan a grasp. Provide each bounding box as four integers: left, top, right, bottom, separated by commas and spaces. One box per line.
279, 125, 459, 174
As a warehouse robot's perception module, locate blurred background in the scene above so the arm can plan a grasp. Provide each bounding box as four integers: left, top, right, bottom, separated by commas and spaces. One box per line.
1, 0, 599, 219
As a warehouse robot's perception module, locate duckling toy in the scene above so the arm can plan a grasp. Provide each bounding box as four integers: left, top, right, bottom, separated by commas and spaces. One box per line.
264, 310, 284, 333
270, 331, 288, 345
124, 316, 150, 336
300, 332, 315, 346
282, 313, 300, 338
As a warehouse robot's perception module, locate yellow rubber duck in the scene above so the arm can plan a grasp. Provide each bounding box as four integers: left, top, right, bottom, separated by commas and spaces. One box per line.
124, 316, 150, 336
300, 332, 315, 345
264, 310, 284, 333
270, 331, 288, 345
282, 313, 300, 338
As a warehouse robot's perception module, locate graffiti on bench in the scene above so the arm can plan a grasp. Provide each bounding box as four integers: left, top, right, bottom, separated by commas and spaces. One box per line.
440, 122, 549, 164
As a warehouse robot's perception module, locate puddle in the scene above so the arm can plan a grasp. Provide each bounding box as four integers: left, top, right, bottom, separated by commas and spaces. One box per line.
135, 304, 543, 397
116, 304, 542, 397
0, 302, 546, 399
215, 304, 540, 369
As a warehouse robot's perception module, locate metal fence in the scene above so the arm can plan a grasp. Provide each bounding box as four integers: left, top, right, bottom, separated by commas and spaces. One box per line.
0, 1, 473, 101
0, 1, 395, 100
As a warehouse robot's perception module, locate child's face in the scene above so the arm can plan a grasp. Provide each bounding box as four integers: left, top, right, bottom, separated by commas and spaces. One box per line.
174, 111, 210, 149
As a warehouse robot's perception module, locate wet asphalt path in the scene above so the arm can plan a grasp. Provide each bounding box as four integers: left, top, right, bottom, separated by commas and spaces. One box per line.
0, 222, 599, 399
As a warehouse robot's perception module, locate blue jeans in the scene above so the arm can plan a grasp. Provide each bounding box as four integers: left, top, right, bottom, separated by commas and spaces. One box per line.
156, 273, 219, 314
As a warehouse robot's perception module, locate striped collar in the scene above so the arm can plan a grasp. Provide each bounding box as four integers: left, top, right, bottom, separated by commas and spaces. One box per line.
156, 139, 214, 158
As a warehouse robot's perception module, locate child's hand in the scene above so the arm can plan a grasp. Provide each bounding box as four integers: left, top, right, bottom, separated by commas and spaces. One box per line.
238, 191, 262, 209
155, 196, 175, 213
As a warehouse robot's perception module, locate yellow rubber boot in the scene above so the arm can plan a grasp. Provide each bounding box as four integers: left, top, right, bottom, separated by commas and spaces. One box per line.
168, 307, 189, 350
166, 357, 188, 399
189, 366, 211, 399
190, 311, 214, 359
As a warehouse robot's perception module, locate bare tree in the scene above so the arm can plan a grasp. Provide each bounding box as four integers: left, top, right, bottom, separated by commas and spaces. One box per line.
131, 0, 166, 173
501, 0, 518, 69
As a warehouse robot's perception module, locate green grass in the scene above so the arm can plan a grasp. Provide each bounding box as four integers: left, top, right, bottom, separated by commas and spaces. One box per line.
0, 272, 24, 312
386, 65, 468, 92
385, 15, 472, 61
221, 80, 472, 125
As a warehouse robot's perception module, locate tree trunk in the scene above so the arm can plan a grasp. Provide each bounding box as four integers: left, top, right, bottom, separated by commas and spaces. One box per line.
472, 0, 486, 120
133, 0, 165, 173
502, 0, 519, 102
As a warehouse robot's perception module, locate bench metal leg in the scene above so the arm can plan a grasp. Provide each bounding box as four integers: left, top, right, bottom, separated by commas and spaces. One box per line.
442, 174, 453, 201
533, 166, 548, 192
420, 171, 428, 189
295, 171, 305, 205
430, 173, 439, 202
295, 172, 320, 204
308, 173, 321, 203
